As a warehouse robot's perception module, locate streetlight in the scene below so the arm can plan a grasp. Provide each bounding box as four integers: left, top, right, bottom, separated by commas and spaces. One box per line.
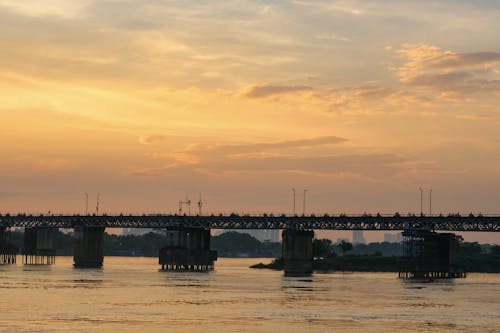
84, 192, 88, 215
96, 192, 101, 216
429, 189, 432, 216
419, 188, 423, 216
292, 188, 296, 215
303, 189, 307, 216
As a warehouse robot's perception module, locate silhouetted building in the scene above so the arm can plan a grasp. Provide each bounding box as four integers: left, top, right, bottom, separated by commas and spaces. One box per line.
384, 233, 403, 243
353, 230, 366, 244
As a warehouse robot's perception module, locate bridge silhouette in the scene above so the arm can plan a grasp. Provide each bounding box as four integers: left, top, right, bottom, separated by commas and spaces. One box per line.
1, 213, 499, 277
1, 213, 500, 231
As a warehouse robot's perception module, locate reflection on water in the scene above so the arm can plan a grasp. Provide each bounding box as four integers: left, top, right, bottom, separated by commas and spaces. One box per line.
0, 257, 499, 333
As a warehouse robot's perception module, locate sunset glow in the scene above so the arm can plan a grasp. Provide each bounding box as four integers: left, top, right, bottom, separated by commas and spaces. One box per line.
1, 1, 500, 243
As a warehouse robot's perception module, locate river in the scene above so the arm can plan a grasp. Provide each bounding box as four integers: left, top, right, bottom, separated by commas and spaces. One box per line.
0, 257, 499, 332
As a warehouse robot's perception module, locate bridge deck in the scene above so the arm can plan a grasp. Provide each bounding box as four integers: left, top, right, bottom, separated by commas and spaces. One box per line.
1, 214, 499, 231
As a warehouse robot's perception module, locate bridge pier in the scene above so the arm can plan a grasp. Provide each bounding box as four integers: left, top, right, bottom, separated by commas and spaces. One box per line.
22, 228, 56, 265
282, 229, 314, 277
1, 227, 18, 264
73, 226, 105, 268
159, 228, 217, 271
399, 230, 466, 279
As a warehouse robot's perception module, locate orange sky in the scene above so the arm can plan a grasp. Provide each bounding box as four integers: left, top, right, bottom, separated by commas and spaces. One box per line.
1, 1, 499, 243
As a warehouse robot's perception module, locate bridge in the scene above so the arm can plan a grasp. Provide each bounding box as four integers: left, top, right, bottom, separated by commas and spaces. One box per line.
1, 213, 500, 231
1, 213, 499, 277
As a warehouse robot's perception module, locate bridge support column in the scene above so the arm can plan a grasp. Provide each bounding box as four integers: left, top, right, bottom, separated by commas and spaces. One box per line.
159, 228, 217, 271
282, 229, 314, 277
73, 226, 104, 268
399, 230, 466, 279
1, 227, 18, 264
22, 228, 56, 265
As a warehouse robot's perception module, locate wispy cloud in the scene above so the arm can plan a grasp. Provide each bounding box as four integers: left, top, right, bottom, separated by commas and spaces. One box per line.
36, 159, 77, 172
187, 136, 347, 155
240, 85, 313, 98
129, 136, 349, 175
138, 134, 169, 145
0, 0, 90, 19
315, 32, 351, 42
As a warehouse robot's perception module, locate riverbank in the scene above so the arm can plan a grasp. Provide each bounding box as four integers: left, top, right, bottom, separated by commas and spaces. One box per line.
251, 254, 500, 273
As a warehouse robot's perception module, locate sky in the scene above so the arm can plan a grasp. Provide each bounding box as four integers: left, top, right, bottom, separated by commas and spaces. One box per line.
0, 1, 499, 243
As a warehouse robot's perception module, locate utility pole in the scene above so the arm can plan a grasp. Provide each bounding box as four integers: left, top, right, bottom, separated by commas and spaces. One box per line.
303, 189, 307, 216
292, 188, 296, 215
96, 192, 100, 216
419, 188, 423, 216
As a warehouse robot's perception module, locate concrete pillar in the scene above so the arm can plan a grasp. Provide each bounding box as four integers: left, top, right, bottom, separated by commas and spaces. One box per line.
165, 229, 187, 248
73, 226, 105, 268
1, 227, 17, 264
282, 229, 314, 276
400, 230, 465, 279
23, 228, 56, 265
159, 228, 217, 271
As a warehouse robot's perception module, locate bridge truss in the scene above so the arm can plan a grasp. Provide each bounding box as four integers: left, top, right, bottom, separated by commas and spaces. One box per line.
1, 214, 499, 232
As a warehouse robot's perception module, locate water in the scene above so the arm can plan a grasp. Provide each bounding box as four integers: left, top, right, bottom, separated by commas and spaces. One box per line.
0, 257, 499, 332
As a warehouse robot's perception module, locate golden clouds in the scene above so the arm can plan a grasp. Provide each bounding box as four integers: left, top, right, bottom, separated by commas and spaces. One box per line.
396, 44, 500, 94
1, 1, 500, 218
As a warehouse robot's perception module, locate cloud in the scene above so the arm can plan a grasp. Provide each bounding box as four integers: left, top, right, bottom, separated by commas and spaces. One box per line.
293, 1, 364, 15
138, 134, 168, 145
240, 85, 313, 98
315, 32, 351, 42
189, 136, 348, 155
129, 150, 419, 180
126, 135, 437, 181
0, 0, 89, 19
397, 44, 500, 94
36, 159, 77, 171
353, 85, 394, 99
203, 154, 408, 176
128, 135, 350, 175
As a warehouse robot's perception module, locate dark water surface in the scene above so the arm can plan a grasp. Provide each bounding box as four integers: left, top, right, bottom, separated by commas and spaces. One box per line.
0, 257, 499, 332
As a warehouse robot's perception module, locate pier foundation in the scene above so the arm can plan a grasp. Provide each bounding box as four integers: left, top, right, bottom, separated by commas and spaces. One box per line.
73, 226, 105, 268
159, 228, 217, 271
399, 230, 465, 279
1, 227, 17, 264
22, 228, 56, 265
282, 229, 314, 276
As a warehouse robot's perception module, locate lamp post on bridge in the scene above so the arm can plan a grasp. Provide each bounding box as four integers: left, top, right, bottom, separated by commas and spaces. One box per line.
84, 192, 88, 215
419, 188, 423, 216
292, 188, 296, 216
96, 193, 100, 216
429, 189, 432, 216
303, 189, 307, 216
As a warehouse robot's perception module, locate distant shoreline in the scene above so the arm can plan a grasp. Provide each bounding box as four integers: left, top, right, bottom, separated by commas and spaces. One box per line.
250, 255, 500, 273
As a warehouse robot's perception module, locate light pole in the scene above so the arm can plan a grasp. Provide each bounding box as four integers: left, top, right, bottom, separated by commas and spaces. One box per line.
419, 188, 423, 216
303, 189, 307, 216
429, 189, 432, 216
292, 188, 296, 215
84, 192, 88, 215
96, 192, 100, 216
